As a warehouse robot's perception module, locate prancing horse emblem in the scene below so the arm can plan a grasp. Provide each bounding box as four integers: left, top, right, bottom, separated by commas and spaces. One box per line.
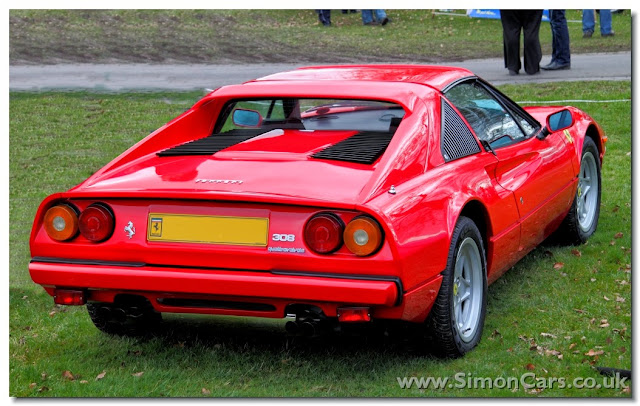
124, 221, 136, 239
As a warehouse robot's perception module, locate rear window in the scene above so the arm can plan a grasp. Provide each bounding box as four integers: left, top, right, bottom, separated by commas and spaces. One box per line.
214, 98, 405, 134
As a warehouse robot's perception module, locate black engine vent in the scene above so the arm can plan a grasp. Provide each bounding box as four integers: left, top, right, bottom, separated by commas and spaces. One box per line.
311, 131, 394, 165
441, 100, 481, 162
157, 130, 263, 157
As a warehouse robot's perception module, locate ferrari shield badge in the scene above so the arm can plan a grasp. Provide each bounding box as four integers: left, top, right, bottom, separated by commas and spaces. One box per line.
149, 217, 163, 237
563, 129, 573, 144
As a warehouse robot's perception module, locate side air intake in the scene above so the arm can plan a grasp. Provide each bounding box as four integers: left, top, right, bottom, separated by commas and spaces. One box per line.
311, 131, 394, 165
441, 100, 481, 162
157, 130, 262, 157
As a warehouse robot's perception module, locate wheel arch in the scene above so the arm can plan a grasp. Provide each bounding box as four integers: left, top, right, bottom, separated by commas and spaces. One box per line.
585, 123, 605, 163
457, 199, 492, 273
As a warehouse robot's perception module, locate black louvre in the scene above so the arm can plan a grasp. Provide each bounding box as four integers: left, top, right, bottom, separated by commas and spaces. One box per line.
441, 101, 481, 161
157, 130, 262, 157
311, 131, 394, 165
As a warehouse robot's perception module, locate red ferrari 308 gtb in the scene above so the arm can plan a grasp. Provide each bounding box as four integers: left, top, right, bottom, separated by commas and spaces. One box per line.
29, 65, 605, 357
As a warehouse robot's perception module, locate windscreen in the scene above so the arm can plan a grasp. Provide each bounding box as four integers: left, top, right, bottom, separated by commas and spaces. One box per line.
215, 98, 405, 134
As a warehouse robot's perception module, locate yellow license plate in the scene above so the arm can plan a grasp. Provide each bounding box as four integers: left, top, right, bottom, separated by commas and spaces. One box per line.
147, 213, 269, 247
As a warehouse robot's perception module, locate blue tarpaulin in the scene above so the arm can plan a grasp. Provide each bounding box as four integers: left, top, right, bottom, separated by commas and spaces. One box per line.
467, 9, 550, 22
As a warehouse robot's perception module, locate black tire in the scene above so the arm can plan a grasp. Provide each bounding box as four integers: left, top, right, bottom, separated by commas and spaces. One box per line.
426, 216, 487, 358
557, 137, 602, 244
87, 295, 161, 336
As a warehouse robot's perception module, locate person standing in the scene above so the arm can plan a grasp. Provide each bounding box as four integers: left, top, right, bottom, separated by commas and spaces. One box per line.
500, 10, 543, 75
542, 10, 571, 70
583, 9, 615, 37
316, 10, 331, 27
361, 10, 389, 26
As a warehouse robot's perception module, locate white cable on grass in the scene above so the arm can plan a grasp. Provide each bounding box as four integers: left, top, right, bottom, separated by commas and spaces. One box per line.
518, 99, 631, 104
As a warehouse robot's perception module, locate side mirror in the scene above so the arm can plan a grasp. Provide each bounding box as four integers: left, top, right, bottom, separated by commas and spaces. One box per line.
538, 109, 573, 140
232, 109, 263, 128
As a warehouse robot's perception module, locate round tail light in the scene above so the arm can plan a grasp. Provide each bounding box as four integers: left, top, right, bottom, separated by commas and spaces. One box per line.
79, 203, 115, 242
344, 216, 383, 256
304, 213, 344, 254
43, 204, 79, 241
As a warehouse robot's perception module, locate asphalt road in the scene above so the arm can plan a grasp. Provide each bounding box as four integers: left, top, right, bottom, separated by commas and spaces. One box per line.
9, 52, 631, 92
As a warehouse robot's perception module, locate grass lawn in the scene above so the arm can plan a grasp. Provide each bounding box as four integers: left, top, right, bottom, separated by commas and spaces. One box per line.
9, 9, 632, 65
9, 81, 631, 397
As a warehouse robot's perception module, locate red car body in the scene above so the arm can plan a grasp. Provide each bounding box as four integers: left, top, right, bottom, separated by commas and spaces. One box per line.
29, 65, 606, 345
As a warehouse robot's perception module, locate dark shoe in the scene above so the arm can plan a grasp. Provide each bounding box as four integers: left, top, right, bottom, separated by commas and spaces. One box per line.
602, 31, 615, 37
526, 70, 540, 75
508, 69, 519, 76
541, 61, 571, 70
381, 17, 390, 26
583, 30, 593, 38
364, 21, 379, 26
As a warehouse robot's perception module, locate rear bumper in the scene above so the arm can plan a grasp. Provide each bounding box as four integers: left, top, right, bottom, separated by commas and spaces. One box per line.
29, 258, 400, 308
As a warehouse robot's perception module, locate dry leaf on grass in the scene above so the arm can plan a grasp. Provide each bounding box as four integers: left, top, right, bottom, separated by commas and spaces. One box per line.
95, 371, 106, 381
132, 371, 144, 377
585, 349, 604, 357
62, 370, 75, 381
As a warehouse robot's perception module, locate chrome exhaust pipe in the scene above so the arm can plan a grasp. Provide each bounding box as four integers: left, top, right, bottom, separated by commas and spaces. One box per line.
285, 320, 299, 335
301, 321, 317, 337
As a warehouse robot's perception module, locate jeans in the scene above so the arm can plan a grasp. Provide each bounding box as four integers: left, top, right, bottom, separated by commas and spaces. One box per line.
361, 10, 387, 24
316, 9, 331, 26
549, 10, 571, 65
583, 9, 613, 35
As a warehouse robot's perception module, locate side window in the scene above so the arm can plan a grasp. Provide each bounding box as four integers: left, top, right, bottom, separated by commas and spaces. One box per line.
445, 82, 526, 148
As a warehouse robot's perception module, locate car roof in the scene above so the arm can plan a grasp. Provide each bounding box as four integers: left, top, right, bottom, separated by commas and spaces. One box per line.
254, 64, 475, 92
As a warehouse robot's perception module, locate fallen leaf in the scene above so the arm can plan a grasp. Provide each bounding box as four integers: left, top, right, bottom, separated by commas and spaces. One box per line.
619, 347, 627, 354
569, 343, 576, 350
48, 311, 56, 317
599, 322, 610, 328
540, 332, 556, 339
41, 372, 47, 381
612, 205, 620, 212
573, 308, 585, 314
62, 370, 75, 381
80, 380, 88, 384
202, 388, 211, 395
616, 296, 626, 303
585, 349, 604, 357
132, 372, 144, 377
615, 232, 624, 239
590, 278, 597, 282
553, 262, 565, 270
525, 363, 535, 370
603, 295, 611, 301
22, 296, 28, 300
95, 371, 106, 381
29, 383, 37, 389
38, 386, 50, 393
571, 249, 582, 257
610, 240, 616, 246
544, 349, 561, 357
623, 386, 631, 394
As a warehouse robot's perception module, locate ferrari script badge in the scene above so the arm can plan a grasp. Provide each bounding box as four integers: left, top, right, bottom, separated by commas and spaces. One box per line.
124, 221, 136, 239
